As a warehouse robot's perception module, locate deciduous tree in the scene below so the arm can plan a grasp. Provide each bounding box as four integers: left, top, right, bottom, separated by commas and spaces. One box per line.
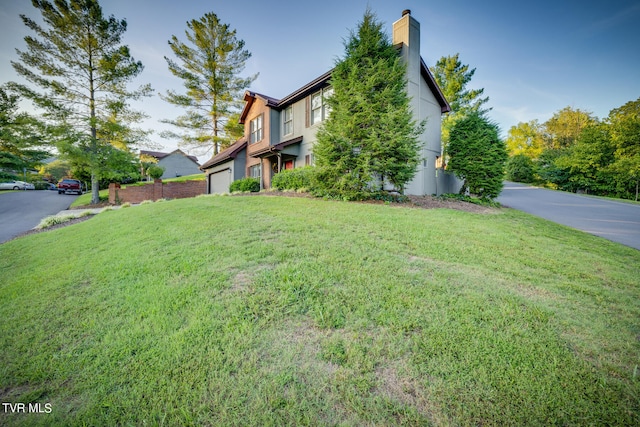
555, 123, 615, 194
543, 107, 598, 150
607, 97, 640, 200
162, 12, 256, 156
505, 120, 544, 159
9, 0, 152, 204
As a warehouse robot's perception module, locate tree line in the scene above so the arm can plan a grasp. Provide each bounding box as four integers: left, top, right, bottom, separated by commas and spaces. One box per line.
1, 0, 254, 204
505, 101, 640, 201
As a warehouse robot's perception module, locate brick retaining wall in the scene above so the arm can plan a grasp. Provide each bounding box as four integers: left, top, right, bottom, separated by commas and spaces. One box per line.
109, 179, 206, 204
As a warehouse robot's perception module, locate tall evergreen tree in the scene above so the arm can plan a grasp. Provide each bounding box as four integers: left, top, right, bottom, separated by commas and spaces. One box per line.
313, 9, 423, 199
162, 12, 257, 156
0, 86, 50, 174
430, 54, 490, 149
9, 0, 152, 204
447, 111, 507, 199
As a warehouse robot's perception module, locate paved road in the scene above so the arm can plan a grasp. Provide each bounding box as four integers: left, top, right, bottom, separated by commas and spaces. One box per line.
0, 190, 78, 244
498, 182, 640, 250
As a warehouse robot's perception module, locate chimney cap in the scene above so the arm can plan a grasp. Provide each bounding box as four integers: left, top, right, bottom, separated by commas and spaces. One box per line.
402, 9, 411, 16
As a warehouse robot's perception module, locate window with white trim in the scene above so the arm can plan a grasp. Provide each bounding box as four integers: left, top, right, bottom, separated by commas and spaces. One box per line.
283, 106, 293, 136
250, 114, 263, 144
249, 164, 261, 179
310, 87, 332, 125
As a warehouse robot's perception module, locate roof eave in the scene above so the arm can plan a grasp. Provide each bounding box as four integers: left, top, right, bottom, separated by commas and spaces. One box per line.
420, 57, 451, 113
200, 139, 248, 170
277, 70, 333, 107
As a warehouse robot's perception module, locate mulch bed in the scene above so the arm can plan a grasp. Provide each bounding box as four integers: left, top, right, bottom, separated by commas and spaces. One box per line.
252, 191, 496, 214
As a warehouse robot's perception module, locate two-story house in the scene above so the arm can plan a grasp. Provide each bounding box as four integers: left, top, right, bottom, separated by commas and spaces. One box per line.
201, 10, 460, 195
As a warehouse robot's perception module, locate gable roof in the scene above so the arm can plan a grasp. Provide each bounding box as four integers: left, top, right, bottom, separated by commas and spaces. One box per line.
239, 91, 280, 124
238, 55, 449, 121
200, 138, 248, 170
140, 149, 200, 166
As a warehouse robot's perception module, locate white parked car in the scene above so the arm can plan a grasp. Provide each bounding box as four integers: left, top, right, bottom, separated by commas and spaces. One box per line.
0, 180, 34, 190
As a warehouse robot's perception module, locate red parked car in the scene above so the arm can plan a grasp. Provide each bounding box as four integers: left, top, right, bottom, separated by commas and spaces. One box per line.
57, 179, 83, 195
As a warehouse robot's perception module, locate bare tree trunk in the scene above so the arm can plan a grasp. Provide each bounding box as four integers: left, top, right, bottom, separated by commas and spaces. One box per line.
88, 31, 100, 205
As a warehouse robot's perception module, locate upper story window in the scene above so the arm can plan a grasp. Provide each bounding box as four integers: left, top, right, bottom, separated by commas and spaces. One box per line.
250, 114, 263, 144
310, 87, 333, 125
283, 106, 293, 136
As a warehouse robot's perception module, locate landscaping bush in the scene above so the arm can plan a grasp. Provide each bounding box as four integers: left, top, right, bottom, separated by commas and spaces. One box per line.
271, 166, 315, 191
147, 165, 165, 180
506, 154, 536, 183
229, 177, 260, 193
448, 112, 508, 200
33, 181, 51, 190
36, 215, 76, 229
0, 171, 18, 181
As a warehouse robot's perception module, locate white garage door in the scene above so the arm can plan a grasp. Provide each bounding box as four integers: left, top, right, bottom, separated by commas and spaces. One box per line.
209, 169, 231, 194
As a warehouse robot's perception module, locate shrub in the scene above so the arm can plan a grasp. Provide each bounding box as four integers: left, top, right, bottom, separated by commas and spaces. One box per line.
36, 215, 76, 229
147, 165, 165, 180
0, 171, 18, 181
33, 181, 51, 190
448, 112, 508, 200
271, 166, 315, 191
229, 177, 260, 193
506, 154, 536, 183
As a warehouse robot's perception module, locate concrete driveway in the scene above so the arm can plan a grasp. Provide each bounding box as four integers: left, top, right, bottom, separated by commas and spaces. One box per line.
497, 182, 640, 250
0, 190, 79, 244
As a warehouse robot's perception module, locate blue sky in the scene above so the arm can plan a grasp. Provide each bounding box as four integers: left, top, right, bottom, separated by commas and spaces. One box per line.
1, 0, 639, 162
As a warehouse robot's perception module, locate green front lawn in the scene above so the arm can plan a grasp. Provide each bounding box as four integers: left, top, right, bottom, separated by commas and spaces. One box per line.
69, 189, 109, 208
163, 173, 205, 182
1, 196, 638, 425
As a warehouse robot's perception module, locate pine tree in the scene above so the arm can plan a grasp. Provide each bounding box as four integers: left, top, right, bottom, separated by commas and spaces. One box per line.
430, 54, 490, 149
162, 12, 257, 156
9, 0, 152, 204
313, 9, 423, 199
0, 86, 50, 174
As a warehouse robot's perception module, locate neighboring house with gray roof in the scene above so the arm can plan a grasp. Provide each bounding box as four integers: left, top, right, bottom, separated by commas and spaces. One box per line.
140, 149, 201, 179
201, 10, 461, 195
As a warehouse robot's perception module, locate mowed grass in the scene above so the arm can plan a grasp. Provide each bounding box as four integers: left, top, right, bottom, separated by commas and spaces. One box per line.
1, 195, 639, 426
